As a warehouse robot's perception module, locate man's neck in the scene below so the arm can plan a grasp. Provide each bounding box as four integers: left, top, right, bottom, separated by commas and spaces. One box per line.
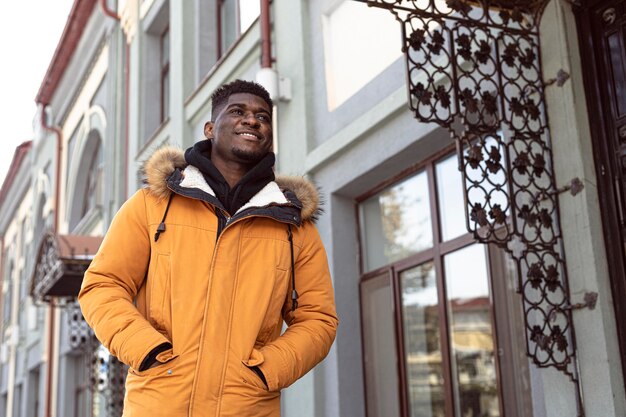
209, 157, 252, 188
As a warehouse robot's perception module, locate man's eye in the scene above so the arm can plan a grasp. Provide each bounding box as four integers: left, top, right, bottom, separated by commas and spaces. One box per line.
257, 115, 269, 122
231, 109, 244, 115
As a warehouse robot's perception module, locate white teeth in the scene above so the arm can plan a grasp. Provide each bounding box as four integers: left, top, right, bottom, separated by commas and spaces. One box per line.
239, 133, 258, 139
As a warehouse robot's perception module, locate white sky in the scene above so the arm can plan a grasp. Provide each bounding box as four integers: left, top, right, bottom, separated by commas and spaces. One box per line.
0, 0, 75, 187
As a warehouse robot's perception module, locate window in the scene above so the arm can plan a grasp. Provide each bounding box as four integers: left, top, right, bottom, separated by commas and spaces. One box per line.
358, 151, 521, 417
19, 217, 29, 302
3, 261, 14, 331
13, 384, 22, 417
218, 0, 260, 57
72, 354, 92, 417
140, 1, 169, 143
69, 132, 103, 232
322, 1, 403, 110
81, 139, 103, 218
26, 368, 40, 417
160, 27, 170, 123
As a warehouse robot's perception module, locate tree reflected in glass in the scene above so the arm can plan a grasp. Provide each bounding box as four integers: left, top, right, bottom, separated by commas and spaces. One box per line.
401, 262, 445, 417
445, 244, 500, 417
361, 172, 432, 271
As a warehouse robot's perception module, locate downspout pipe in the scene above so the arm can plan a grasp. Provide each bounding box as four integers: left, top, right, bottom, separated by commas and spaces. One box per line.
260, 0, 273, 68
257, 0, 279, 101
39, 107, 61, 417
99, 0, 120, 21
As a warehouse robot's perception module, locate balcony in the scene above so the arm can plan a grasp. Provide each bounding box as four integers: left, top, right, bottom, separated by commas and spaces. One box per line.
31, 232, 102, 302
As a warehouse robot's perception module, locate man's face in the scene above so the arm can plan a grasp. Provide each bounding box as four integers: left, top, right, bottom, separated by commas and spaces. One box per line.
205, 93, 273, 166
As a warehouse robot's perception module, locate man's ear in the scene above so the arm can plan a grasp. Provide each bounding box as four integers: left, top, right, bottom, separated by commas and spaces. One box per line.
204, 122, 214, 139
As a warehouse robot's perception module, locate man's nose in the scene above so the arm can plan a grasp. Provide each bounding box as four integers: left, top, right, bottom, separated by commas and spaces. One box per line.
242, 113, 260, 127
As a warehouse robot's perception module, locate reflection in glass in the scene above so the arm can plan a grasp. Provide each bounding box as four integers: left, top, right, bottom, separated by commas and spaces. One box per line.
220, 0, 237, 53
436, 154, 466, 241
82, 140, 103, 218
360, 172, 433, 272
322, 1, 402, 110
401, 263, 445, 417
239, 0, 260, 34
361, 274, 401, 417
160, 28, 170, 122
445, 244, 500, 417
220, 0, 260, 55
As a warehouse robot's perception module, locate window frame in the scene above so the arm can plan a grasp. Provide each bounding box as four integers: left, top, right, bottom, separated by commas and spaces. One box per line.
160, 26, 170, 124
356, 146, 506, 417
81, 139, 103, 219
217, 0, 237, 59
216, 0, 260, 59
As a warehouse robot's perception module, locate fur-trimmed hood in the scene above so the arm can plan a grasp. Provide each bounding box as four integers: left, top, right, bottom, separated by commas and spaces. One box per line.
143, 146, 321, 221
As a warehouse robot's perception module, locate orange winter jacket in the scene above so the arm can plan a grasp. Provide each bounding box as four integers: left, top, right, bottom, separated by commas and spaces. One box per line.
78, 147, 338, 417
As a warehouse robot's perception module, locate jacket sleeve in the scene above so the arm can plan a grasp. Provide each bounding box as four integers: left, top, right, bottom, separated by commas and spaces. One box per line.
78, 190, 172, 370
257, 222, 338, 390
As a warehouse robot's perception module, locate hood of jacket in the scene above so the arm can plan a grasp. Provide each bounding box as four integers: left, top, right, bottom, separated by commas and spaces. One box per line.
143, 145, 321, 222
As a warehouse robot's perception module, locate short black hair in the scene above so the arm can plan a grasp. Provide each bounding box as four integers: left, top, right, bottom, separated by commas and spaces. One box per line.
210, 79, 273, 120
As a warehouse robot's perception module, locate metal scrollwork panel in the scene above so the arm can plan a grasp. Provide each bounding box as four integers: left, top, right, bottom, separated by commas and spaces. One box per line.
361, 0, 547, 30
89, 337, 127, 417
65, 300, 127, 417
67, 300, 95, 350
355, 0, 582, 412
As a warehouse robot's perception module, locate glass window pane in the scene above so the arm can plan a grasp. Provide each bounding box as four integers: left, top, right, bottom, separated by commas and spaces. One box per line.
238, 0, 260, 34
360, 171, 433, 272
488, 244, 534, 417
162, 70, 170, 122
82, 141, 102, 217
361, 274, 401, 417
161, 28, 169, 67
322, 1, 402, 110
220, 0, 238, 53
400, 262, 445, 417
436, 154, 467, 241
444, 244, 500, 417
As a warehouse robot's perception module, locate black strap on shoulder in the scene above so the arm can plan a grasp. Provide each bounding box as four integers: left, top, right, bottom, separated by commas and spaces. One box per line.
287, 224, 298, 311
154, 193, 174, 242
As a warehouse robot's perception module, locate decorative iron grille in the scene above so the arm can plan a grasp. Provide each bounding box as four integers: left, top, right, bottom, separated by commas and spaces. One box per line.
66, 300, 127, 417
354, 0, 584, 414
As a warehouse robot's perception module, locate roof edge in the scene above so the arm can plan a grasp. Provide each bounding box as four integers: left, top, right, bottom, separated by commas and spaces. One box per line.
0, 141, 33, 209
35, 0, 98, 106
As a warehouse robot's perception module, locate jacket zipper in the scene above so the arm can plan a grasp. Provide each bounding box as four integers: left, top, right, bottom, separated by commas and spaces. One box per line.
215, 209, 230, 241
166, 184, 300, 412
198, 211, 297, 409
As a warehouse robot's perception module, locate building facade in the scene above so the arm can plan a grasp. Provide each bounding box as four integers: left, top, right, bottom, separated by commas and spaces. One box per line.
0, 0, 624, 416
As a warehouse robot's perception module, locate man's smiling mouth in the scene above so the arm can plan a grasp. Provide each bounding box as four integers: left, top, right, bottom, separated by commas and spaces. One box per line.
237, 132, 261, 140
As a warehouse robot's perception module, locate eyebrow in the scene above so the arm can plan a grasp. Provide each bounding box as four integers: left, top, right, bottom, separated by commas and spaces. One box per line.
226, 103, 270, 115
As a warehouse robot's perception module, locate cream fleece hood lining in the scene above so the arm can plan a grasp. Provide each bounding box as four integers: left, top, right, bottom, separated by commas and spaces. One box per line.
143, 145, 321, 221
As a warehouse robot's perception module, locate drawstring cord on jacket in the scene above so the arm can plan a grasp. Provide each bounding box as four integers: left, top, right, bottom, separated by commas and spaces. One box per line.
154, 193, 174, 242
287, 225, 298, 311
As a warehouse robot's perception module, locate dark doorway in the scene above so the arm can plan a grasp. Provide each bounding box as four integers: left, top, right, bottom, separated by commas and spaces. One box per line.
576, 0, 626, 377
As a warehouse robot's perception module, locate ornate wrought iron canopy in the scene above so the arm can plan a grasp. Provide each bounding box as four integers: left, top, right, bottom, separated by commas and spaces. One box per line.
354, 0, 587, 415
30, 232, 102, 302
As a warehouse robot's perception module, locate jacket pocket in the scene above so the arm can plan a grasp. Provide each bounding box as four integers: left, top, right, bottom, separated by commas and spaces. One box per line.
129, 353, 180, 377
148, 253, 172, 332
240, 362, 269, 391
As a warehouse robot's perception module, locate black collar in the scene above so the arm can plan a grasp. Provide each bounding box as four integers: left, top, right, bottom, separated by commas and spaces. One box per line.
184, 140, 276, 215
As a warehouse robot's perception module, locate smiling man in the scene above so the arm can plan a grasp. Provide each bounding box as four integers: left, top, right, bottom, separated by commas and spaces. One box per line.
78, 80, 338, 417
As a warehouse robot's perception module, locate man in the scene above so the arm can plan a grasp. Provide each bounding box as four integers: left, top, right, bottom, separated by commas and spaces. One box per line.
79, 80, 338, 417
